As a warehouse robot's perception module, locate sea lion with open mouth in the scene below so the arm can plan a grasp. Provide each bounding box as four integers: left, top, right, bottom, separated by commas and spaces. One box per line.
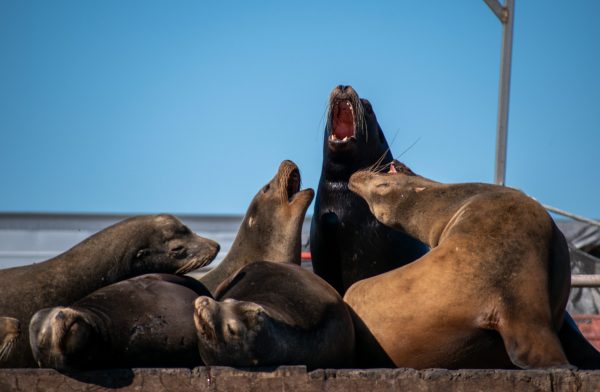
311, 85, 428, 295
200, 160, 314, 294
0, 214, 219, 367
345, 160, 573, 369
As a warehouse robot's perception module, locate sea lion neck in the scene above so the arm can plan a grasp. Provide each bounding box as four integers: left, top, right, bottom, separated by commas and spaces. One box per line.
322, 146, 393, 182
391, 183, 496, 247
48, 218, 147, 283
201, 213, 302, 294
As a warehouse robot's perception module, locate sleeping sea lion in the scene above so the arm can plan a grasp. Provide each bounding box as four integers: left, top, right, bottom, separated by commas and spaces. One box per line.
0, 214, 219, 367
194, 261, 355, 369
29, 274, 211, 370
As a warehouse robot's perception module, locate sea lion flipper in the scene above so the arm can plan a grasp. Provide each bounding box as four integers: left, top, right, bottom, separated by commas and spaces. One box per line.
498, 320, 572, 369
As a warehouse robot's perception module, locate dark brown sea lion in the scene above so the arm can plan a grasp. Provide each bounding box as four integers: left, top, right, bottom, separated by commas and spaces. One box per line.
200, 160, 314, 294
29, 274, 211, 370
194, 261, 355, 369
0, 214, 219, 367
0, 317, 20, 364
345, 161, 572, 369
310, 85, 428, 295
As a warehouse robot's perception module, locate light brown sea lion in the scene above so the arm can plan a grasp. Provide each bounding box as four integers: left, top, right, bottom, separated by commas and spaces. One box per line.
194, 261, 355, 369
345, 160, 572, 369
200, 160, 314, 294
0, 214, 219, 367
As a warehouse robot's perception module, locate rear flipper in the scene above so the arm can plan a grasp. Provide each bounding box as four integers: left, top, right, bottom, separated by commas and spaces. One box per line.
559, 312, 600, 369
499, 319, 574, 369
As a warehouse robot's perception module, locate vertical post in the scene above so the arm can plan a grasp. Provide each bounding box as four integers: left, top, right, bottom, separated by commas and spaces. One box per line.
484, 0, 515, 186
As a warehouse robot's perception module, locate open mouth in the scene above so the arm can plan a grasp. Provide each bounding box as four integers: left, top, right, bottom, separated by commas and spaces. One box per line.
329, 99, 356, 144
389, 161, 416, 176
285, 168, 301, 202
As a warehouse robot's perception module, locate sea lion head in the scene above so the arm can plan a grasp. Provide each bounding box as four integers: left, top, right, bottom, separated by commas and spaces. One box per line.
194, 296, 271, 366
0, 317, 20, 363
29, 307, 104, 370
349, 160, 433, 227
240, 160, 314, 264
128, 214, 220, 275
324, 85, 391, 171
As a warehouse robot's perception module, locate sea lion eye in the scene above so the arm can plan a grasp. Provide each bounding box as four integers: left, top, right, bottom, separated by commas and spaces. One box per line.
169, 245, 187, 259
377, 183, 390, 189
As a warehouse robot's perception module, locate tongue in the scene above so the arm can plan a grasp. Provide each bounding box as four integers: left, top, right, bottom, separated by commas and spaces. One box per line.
333, 103, 354, 139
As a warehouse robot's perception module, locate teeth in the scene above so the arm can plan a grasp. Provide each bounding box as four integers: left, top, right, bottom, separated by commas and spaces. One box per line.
342, 136, 349, 141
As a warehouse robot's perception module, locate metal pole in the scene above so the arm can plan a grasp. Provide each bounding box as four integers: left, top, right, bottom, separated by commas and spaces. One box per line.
542, 204, 600, 228
572, 274, 600, 288
484, 0, 515, 186
494, 0, 514, 186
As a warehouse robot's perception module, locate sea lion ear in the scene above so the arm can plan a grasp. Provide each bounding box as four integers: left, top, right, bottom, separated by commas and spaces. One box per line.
414, 187, 427, 193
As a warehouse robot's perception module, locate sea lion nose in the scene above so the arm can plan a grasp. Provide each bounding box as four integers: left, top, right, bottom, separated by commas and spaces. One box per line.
196, 296, 211, 308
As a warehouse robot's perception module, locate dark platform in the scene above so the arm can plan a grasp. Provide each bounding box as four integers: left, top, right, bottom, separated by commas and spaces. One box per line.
1, 366, 599, 392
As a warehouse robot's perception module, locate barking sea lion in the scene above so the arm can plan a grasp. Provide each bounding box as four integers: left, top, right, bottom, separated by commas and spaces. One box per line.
311, 85, 428, 295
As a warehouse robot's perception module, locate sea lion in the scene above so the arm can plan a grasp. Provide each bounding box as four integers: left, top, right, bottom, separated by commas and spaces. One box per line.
194, 261, 355, 369
0, 214, 219, 367
310, 85, 428, 295
0, 317, 19, 364
345, 160, 572, 369
200, 160, 314, 294
29, 274, 211, 370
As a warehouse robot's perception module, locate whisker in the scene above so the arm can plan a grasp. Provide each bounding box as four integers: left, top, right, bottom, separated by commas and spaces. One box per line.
375, 161, 394, 174
396, 137, 422, 159
319, 99, 330, 140
373, 147, 392, 172
362, 148, 391, 173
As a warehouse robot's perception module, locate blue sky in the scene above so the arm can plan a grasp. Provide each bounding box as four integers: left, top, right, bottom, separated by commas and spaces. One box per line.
1, 1, 599, 218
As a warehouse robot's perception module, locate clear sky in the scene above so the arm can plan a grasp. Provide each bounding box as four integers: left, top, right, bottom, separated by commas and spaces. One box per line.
1, 1, 598, 218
